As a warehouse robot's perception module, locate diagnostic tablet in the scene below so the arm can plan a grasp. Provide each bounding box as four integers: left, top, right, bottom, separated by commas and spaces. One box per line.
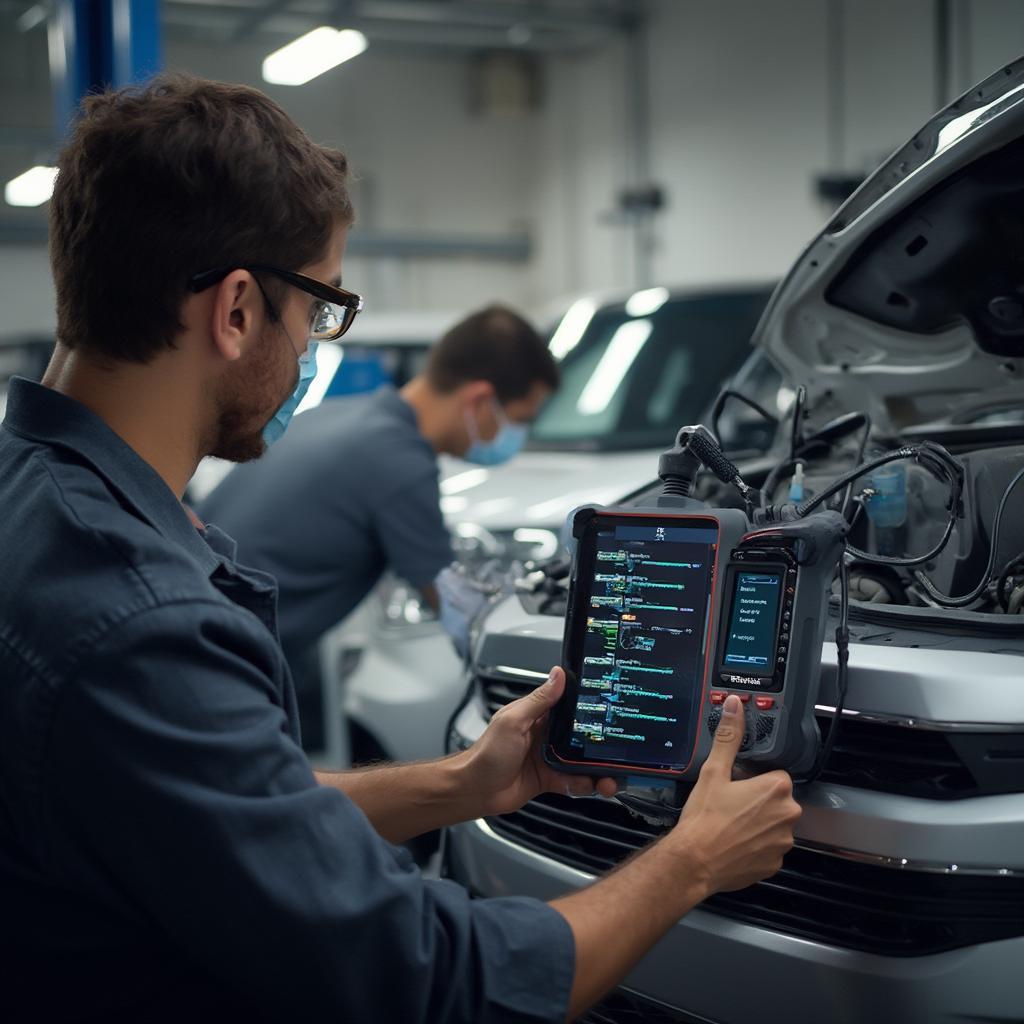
545, 511, 727, 777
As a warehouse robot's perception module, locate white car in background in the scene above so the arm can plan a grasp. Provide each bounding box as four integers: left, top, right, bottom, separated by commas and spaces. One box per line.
320, 284, 775, 769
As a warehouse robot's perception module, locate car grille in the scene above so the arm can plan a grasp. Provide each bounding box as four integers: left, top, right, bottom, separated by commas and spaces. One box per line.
478, 671, 537, 716
475, 670, 1024, 799
484, 792, 1024, 957
577, 988, 703, 1024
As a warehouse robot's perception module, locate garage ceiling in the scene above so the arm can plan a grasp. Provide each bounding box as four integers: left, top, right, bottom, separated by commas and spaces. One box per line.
163, 0, 636, 52
0, 0, 638, 246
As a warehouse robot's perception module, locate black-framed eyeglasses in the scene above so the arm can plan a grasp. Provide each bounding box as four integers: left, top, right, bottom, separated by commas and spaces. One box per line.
188, 264, 364, 342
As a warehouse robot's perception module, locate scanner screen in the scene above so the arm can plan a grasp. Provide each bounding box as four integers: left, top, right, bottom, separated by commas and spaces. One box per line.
568, 522, 717, 769
722, 571, 783, 670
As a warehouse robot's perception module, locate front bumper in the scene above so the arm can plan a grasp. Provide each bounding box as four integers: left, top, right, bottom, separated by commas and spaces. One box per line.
447, 814, 1024, 1024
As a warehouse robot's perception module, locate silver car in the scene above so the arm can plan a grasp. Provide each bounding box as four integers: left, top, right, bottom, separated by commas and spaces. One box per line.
445, 57, 1024, 1023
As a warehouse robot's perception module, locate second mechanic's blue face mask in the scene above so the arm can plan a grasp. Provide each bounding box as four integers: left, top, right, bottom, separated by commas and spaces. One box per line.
263, 341, 318, 448
463, 399, 528, 466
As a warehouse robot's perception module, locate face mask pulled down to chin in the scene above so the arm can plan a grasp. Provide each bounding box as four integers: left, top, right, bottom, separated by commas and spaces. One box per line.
263, 342, 319, 448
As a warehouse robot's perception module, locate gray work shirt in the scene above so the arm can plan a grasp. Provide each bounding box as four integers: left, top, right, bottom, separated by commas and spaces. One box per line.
199, 385, 452, 657
0, 377, 574, 1023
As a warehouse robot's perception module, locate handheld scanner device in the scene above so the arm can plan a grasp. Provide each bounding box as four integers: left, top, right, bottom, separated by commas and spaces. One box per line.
544, 505, 846, 782
710, 510, 847, 776
544, 505, 749, 782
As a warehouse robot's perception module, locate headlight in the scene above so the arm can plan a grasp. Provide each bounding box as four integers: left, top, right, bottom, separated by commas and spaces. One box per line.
378, 578, 438, 629
375, 527, 561, 635
452, 524, 560, 569
511, 527, 560, 561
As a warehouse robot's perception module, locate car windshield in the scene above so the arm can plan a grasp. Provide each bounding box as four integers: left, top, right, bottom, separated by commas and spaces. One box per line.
529, 288, 772, 452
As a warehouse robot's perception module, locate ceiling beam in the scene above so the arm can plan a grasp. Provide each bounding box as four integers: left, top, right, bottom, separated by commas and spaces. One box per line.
160, 0, 632, 47
349, 1, 629, 33
231, 0, 296, 42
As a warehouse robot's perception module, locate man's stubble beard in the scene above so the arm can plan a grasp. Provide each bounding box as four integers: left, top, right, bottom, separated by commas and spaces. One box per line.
207, 325, 296, 464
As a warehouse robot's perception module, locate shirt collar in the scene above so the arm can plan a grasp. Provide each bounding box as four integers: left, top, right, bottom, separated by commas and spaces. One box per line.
380, 384, 419, 427
4, 377, 222, 577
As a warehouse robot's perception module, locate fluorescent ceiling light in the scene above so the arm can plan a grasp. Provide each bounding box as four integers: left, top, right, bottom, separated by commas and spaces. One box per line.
262, 27, 368, 86
576, 319, 652, 416
625, 286, 669, 318
5, 165, 57, 207
548, 298, 596, 360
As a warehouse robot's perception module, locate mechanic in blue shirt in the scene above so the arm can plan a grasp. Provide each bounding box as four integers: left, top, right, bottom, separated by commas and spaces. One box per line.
0, 74, 799, 1023
199, 304, 556, 745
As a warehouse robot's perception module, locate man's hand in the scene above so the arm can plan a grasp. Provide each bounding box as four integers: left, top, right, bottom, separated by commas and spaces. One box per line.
316, 666, 613, 842
551, 692, 800, 1021
463, 666, 617, 817
672, 694, 801, 894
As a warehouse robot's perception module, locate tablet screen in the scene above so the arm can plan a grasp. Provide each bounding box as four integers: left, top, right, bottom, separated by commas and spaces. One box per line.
562, 517, 718, 770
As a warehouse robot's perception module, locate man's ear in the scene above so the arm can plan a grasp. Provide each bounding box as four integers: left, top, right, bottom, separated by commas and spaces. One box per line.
459, 379, 496, 410
210, 271, 261, 363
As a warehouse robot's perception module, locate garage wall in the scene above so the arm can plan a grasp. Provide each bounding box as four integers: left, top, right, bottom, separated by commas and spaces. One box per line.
0, 244, 54, 335
969, 0, 1024, 82
532, 35, 633, 306
533, 0, 1024, 302
643, 0, 833, 290
0, 34, 547, 335
3, 0, 1024, 337
166, 37, 545, 319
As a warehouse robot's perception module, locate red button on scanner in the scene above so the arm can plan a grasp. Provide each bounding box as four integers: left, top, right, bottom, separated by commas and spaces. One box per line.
710, 691, 726, 705
755, 696, 775, 710
738, 693, 751, 703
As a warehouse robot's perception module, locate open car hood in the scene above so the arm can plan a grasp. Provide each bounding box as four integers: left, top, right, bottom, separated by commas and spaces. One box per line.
755, 57, 1024, 434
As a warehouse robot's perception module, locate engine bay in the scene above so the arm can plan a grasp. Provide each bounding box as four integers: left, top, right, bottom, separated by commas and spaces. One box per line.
513, 410, 1024, 622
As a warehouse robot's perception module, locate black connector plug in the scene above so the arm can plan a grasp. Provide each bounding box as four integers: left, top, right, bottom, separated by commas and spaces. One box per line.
659, 425, 754, 504
688, 430, 741, 485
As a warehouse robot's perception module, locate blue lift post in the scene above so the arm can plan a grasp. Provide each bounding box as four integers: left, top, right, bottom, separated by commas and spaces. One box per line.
48, 0, 163, 139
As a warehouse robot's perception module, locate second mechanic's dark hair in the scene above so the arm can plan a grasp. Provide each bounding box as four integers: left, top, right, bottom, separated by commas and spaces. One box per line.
50, 73, 353, 363
426, 305, 559, 402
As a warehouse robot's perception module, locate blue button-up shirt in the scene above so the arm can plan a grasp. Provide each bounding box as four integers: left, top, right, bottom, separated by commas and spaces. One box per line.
0, 378, 573, 1023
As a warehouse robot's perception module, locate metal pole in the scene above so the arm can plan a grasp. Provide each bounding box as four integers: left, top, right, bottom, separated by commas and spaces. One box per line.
826, 0, 846, 171
935, 0, 953, 110
48, 0, 162, 142
624, 9, 653, 289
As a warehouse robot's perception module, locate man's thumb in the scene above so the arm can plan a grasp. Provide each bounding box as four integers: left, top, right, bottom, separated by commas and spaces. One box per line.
505, 666, 564, 722
706, 694, 745, 773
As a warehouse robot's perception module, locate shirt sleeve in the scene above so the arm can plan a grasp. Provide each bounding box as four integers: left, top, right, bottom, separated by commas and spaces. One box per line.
375, 467, 454, 587
42, 599, 574, 1023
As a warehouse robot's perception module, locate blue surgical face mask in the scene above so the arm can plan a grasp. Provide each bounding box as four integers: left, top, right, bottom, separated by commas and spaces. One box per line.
463, 399, 528, 466
263, 341, 318, 448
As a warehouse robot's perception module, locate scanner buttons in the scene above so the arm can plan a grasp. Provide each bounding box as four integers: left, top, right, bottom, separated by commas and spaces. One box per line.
707, 692, 778, 751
